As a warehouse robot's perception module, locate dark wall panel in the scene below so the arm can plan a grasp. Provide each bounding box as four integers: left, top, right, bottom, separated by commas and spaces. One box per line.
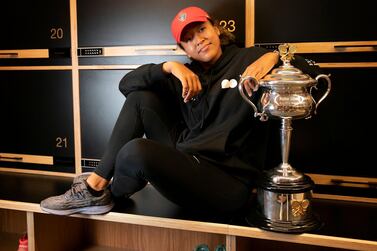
0, 71, 75, 172
1, 0, 71, 49
255, 0, 377, 43
79, 70, 128, 160
77, 0, 245, 47
0, 0, 71, 66
266, 67, 377, 178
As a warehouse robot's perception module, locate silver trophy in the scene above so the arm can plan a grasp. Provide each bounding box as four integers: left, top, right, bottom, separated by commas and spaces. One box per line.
239, 44, 331, 233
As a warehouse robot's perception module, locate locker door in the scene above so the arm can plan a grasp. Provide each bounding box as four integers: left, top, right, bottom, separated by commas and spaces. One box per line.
79, 70, 126, 170
0, 70, 75, 173
0, 0, 71, 65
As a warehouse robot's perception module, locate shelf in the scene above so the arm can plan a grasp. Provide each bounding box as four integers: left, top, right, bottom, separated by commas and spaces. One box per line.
1, 197, 376, 250
1, 172, 376, 251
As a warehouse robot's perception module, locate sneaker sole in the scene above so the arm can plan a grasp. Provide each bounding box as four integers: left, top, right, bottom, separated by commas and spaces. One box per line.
40, 202, 114, 216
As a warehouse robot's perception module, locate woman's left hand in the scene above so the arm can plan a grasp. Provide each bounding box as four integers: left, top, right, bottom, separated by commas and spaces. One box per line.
241, 52, 279, 96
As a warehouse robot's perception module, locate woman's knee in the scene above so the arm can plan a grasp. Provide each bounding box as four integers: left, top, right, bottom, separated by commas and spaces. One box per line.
114, 138, 169, 180
111, 139, 150, 197
115, 138, 149, 167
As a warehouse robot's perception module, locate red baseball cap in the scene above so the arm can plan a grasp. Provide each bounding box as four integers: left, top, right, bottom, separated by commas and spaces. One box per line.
171, 6, 210, 43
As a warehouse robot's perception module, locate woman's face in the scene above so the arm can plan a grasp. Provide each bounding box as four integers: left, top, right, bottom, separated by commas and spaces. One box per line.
180, 21, 222, 69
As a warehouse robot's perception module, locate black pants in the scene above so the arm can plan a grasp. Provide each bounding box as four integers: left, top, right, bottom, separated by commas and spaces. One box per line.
95, 91, 250, 214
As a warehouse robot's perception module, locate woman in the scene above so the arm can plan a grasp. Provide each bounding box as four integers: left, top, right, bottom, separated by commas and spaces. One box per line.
40, 6, 285, 216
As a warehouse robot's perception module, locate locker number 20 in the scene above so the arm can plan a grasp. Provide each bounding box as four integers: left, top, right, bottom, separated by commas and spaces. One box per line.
50, 27, 64, 39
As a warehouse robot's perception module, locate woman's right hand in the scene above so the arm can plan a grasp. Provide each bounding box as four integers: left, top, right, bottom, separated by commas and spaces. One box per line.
163, 61, 202, 103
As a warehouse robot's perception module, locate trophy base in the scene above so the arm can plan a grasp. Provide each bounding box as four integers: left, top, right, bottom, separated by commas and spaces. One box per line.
246, 173, 323, 233
246, 208, 322, 233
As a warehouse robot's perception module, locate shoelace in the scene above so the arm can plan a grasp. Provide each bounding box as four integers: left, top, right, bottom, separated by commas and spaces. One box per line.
65, 182, 86, 199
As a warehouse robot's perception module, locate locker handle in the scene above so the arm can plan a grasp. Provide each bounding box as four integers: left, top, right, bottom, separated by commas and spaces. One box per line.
0, 155, 23, 161
131, 46, 185, 56
331, 178, 377, 187
334, 44, 377, 49
135, 48, 178, 52
0, 52, 19, 58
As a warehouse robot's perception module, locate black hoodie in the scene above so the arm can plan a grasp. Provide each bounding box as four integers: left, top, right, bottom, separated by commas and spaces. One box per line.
119, 44, 321, 186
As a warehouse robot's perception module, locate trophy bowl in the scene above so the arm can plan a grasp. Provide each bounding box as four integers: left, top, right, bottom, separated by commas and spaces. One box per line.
239, 44, 331, 233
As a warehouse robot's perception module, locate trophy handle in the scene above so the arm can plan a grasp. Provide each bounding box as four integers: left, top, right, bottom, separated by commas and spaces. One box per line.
238, 76, 268, 121
311, 74, 332, 114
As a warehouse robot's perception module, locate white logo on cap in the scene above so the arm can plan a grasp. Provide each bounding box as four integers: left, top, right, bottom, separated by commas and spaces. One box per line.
178, 13, 187, 22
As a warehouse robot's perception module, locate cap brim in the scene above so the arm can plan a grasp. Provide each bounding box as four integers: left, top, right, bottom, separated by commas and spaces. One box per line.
176, 16, 208, 43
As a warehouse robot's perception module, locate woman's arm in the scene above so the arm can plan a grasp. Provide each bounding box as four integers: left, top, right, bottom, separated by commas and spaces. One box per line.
118, 63, 169, 97
242, 51, 279, 80
162, 61, 202, 103
241, 51, 279, 96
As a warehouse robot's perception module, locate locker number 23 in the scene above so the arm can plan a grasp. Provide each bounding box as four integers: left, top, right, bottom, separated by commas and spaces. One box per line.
219, 20, 236, 32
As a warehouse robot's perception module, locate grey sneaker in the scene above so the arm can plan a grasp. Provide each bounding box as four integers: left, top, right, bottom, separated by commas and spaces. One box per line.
40, 179, 114, 215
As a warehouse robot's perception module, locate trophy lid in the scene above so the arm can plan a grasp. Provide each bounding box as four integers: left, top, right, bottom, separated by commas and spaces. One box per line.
260, 44, 316, 88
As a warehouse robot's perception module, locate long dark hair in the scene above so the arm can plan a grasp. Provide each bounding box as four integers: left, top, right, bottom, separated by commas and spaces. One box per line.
212, 19, 236, 46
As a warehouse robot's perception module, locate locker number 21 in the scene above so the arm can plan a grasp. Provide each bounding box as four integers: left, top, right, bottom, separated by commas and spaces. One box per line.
56, 137, 68, 148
